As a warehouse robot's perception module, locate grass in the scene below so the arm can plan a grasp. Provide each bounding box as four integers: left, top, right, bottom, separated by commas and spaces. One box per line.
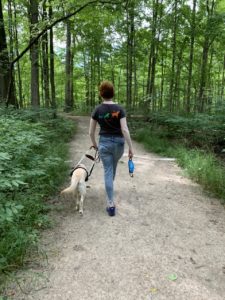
176, 148, 225, 199
134, 127, 225, 202
134, 127, 176, 157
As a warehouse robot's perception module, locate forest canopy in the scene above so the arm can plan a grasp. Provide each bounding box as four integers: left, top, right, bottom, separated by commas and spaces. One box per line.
0, 0, 225, 113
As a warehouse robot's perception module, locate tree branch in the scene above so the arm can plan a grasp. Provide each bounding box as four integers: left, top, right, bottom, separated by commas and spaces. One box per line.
11, 0, 121, 66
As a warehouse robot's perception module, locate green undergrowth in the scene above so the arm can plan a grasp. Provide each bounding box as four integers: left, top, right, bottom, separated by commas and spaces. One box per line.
0, 108, 76, 287
140, 112, 225, 151
132, 115, 225, 203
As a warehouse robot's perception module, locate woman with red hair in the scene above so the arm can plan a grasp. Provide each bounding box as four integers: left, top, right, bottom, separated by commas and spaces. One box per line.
89, 81, 134, 216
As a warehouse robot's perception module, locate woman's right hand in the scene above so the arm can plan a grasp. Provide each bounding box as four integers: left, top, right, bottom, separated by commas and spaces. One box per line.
128, 148, 134, 159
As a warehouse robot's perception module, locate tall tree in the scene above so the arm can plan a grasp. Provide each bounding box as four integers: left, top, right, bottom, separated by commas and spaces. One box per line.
221, 54, 225, 102
197, 0, 216, 112
64, 19, 74, 111
168, 0, 178, 112
0, 0, 16, 106
49, 2, 56, 108
41, 0, 50, 107
146, 0, 160, 109
29, 0, 40, 108
126, 0, 135, 109
186, 0, 197, 113
83, 50, 90, 106
12, 0, 23, 107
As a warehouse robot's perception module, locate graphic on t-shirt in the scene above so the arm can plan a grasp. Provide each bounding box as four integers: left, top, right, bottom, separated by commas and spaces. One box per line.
104, 113, 110, 119
111, 111, 120, 118
99, 111, 120, 120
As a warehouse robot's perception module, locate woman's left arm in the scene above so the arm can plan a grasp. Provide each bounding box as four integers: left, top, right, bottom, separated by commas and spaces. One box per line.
89, 118, 98, 149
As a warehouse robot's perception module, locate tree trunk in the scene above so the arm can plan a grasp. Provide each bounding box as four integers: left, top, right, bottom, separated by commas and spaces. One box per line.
95, 43, 102, 104
0, 0, 16, 106
133, 32, 138, 109
197, 0, 215, 112
70, 32, 75, 108
13, 0, 23, 107
160, 35, 168, 110
146, 47, 152, 100
110, 55, 115, 86
151, 43, 159, 111
49, 3, 56, 108
29, 0, 40, 108
198, 39, 210, 112
0, 0, 8, 103
40, 47, 44, 103
83, 52, 90, 107
126, 1, 135, 109
147, 0, 159, 110
65, 19, 73, 112
42, 1, 50, 108
7, 0, 14, 61
206, 48, 214, 112
159, 53, 164, 110
174, 38, 187, 111
168, 0, 178, 112
117, 67, 122, 104
186, 0, 196, 113
221, 54, 225, 101
90, 54, 96, 106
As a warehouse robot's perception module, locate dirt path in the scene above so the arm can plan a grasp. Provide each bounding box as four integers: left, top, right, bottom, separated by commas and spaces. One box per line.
6, 116, 225, 300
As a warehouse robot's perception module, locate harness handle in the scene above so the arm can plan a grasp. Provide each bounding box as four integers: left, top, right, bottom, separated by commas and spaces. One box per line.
90, 145, 98, 150
85, 147, 100, 179
85, 146, 100, 163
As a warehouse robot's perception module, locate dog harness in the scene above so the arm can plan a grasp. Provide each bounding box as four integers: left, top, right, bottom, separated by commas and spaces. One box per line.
70, 147, 100, 182
70, 165, 89, 182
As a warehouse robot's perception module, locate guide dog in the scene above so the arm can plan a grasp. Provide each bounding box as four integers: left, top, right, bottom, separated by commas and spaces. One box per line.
61, 164, 88, 216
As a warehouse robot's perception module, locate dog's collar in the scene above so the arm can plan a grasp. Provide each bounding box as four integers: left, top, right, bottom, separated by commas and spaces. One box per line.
70, 165, 89, 182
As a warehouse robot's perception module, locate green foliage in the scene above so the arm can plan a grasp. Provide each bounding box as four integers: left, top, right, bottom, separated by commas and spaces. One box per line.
0, 108, 75, 283
2, 0, 225, 112
141, 112, 225, 151
0, 203, 24, 224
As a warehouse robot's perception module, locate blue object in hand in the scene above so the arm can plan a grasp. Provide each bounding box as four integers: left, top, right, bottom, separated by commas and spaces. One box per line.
128, 158, 134, 177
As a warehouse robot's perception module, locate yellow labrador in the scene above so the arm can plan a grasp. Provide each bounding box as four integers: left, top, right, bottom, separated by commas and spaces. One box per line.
61, 164, 87, 216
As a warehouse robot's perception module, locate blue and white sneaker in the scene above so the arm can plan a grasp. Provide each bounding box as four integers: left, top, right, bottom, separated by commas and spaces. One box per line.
106, 206, 116, 217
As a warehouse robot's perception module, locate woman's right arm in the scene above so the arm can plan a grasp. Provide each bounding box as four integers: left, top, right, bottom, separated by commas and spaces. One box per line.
120, 117, 134, 158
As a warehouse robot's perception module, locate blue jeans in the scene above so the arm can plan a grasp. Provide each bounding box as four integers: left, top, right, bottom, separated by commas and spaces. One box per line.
99, 136, 125, 206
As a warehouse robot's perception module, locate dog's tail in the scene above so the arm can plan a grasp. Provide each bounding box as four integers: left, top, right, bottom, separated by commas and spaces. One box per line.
61, 178, 79, 195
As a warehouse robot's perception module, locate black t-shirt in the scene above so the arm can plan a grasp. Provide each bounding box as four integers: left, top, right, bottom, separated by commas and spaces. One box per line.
92, 103, 126, 136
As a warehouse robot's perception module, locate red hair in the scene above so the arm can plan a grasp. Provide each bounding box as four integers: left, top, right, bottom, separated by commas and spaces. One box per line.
99, 81, 114, 99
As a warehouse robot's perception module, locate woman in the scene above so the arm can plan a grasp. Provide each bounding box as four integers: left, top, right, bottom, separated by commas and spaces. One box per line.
89, 81, 134, 216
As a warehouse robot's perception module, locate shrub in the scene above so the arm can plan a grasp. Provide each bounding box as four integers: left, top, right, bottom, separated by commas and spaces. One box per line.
0, 108, 75, 282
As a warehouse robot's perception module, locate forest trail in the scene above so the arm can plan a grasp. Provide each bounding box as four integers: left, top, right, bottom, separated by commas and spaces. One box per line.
7, 116, 225, 300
